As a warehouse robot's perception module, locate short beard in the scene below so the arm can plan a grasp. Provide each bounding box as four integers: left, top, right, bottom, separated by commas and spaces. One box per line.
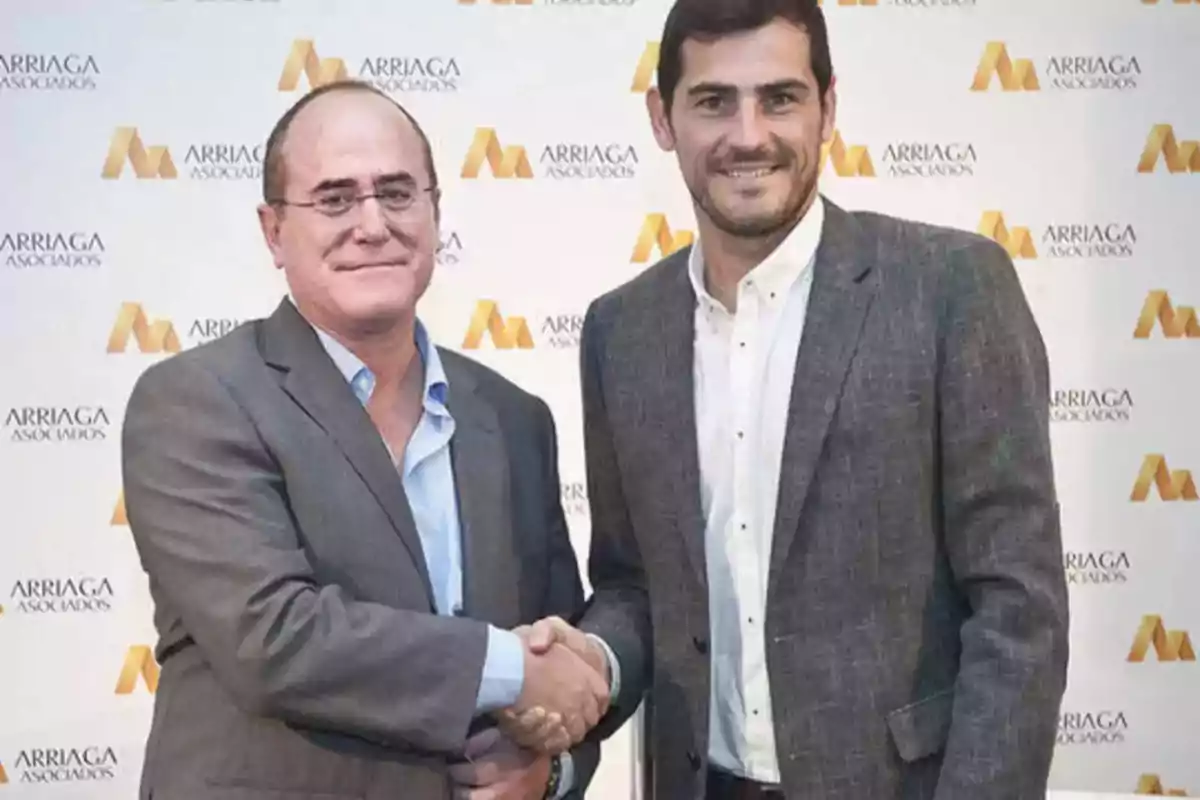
689, 137, 817, 239
689, 164, 816, 239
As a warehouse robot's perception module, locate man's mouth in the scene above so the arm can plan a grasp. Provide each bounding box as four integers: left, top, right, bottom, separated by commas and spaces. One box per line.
720, 165, 782, 178
336, 260, 406, 271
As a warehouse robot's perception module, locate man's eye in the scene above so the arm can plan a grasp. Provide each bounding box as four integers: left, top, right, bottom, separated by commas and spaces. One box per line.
378, 187, 415, 206
765, 92, 798, 109
316, 194, 353, 211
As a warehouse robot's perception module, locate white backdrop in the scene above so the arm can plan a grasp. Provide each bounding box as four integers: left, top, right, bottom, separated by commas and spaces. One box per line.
1, 0, 1198, 796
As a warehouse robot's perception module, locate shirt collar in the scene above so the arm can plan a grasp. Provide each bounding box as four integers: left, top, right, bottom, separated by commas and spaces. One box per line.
687, 193, 825, 314
310, 317, 450, 415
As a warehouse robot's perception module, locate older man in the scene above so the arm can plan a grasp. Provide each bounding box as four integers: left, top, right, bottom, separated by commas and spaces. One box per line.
120, 80, 607, 800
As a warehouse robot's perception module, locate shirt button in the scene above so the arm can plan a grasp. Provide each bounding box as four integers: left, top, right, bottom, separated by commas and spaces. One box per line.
736, 431, 744, 439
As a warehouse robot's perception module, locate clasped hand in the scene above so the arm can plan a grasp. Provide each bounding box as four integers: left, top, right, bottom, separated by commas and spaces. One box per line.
498, 616, 610, 755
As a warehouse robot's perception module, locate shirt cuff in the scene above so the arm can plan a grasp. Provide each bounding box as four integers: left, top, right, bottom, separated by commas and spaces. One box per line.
554, 751, 575, 799
585, 633, 621, 704
474, 625, 525, 714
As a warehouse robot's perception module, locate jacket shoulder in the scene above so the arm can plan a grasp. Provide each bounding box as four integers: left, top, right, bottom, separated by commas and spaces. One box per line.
437, 347, 549, 417
585, 248, 689, 325
843, 208, 1011, 272
125, 321, 265, 400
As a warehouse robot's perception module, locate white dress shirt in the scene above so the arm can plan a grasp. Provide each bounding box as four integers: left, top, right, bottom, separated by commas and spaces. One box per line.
689, 196, 825, 782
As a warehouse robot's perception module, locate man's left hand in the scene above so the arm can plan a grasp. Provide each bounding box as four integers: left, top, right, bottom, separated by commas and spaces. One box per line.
450, 727, 552, 800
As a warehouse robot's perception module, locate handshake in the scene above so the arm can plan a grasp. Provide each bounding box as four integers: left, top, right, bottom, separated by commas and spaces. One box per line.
498, 616, 612, 755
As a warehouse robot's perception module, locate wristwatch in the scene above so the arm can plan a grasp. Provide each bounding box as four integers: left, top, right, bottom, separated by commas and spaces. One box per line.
543, 753, 563, 800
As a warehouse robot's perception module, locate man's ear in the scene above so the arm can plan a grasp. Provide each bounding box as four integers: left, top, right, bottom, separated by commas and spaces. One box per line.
257, 203, 286, 269
646, 87, 677, 153
820, 75, 838, 144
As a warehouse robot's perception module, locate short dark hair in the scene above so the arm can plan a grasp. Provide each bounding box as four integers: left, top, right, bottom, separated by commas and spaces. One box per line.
261, 79, 439, 207
656, 0, 833, 116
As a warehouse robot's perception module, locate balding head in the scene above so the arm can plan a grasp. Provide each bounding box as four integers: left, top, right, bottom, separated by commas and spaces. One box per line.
261, 80, 439, 215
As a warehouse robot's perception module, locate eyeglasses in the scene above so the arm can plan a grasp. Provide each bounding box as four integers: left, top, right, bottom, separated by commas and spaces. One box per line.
270, 185, 437, 218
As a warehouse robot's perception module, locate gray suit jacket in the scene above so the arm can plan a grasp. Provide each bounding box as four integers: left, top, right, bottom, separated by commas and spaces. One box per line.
577, 198, 1070, 799
121, 298, 598, 799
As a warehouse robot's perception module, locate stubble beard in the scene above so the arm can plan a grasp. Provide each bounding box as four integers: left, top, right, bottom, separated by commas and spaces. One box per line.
689, 148, 819, 240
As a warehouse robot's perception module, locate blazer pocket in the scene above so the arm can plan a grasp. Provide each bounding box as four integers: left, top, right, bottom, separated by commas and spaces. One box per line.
884, 688, 955, 763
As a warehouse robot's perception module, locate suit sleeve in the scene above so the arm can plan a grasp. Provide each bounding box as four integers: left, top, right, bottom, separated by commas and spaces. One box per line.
575, 300, 653, 739
933, 238, 1070, 798
531, 397, 601, 796
121, 355, 490, 757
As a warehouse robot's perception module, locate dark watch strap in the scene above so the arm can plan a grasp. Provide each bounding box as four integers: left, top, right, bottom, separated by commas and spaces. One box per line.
543, 753, 563, 800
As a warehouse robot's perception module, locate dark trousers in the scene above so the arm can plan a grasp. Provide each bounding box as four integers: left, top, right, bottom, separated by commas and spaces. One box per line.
706, 766, 786, 799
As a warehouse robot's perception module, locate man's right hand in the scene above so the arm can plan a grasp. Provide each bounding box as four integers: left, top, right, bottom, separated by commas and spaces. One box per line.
508, 639, 608, 748
498, 618, 610, 753
523, 617, 609, 686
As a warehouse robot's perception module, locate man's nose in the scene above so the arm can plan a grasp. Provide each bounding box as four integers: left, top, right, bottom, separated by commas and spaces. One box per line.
729, 99, 772, 150
352, 197, 389, 242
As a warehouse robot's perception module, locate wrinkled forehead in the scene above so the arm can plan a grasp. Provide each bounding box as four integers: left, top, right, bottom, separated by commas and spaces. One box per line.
282, 93, 429, 190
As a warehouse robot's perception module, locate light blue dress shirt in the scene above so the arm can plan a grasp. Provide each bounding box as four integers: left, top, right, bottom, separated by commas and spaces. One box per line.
310, 320, 525, 712
310, 318, 576, 795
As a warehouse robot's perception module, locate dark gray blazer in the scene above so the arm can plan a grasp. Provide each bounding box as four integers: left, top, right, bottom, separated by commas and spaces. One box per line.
577, 198, 1070, 799
121, 298, 598, 799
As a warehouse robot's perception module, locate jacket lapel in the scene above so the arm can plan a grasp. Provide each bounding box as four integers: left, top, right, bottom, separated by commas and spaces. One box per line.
259, 299, 436, 610
767, 201, 877, 589
440, 352, 521, 630
646, 258, 709, 588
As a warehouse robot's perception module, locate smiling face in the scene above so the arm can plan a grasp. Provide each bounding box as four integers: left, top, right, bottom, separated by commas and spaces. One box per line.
648, 17, 835, 240
256, 90, 441, 337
